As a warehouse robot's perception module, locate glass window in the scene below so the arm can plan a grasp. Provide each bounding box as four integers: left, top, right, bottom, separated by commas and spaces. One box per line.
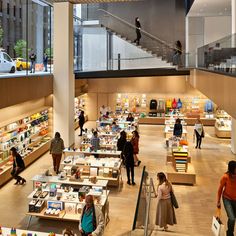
3, 53, 12, 62
0, 1, 2, 12
7, 3, 9, 15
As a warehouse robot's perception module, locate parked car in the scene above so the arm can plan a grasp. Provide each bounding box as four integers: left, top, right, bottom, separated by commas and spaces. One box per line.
14, 57, 30, 71
0, 51, 16, 73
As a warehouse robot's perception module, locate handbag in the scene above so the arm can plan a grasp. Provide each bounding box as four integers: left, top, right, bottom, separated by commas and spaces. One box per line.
170, 190, 179, 209
211, 208, 225, 236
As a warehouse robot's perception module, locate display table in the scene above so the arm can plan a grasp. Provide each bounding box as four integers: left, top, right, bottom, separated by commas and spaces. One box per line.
27, 174, 109, 228
0, 227, 62, 236
215, 118, 231, 138
166, 163, 196, 185
164, 126, 187, 139
63, 148, 121, 158
61, 156, 122, 187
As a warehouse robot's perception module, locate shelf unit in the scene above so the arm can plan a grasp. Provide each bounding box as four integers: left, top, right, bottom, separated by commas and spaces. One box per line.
215, 111, 231, 138
26, 174, 109, 226
61, 156, 122, 187
0, 107, 52, 186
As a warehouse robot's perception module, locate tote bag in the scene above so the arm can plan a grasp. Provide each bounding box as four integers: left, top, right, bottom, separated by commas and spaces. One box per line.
211, 209, 225, 236
170, 191, 179, 209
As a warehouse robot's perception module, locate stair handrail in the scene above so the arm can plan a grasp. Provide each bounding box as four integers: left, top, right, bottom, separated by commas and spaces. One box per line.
98, 8, 176, 51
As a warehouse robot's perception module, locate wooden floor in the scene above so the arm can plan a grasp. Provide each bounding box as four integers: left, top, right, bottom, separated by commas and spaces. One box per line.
0, 122, 235, 236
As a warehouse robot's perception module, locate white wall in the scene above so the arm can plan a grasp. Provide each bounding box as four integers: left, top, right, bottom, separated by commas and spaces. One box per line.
82, 27, 107, 71
204, 16, 231, 45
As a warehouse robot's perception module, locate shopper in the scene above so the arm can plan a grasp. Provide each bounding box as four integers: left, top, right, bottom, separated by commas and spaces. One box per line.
134, 17, 141, 45
79, 110, 85, 136
43, 52, 48, 72
91, 131, 100, 152
100, 105, 107, 117
123, 141, 135, 185
173, 118, 182, 138
173, 40, 182, 67
217, 160, 236, 236
126, 113, 134, 122
117, 131, 127, 164
155, 172, 177, 231
111, 121, 120, 132
29, 51, 37, 73
49, 132, 65, 174
194, 118, 204, 149
10, 147, 26, 185
79, 195, 104, 236
131, 130, 141, 166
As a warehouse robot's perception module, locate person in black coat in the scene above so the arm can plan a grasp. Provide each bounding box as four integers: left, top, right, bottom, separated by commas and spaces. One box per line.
10, 147, 26, 185
134, 17, 141, 45
173, 118, 183, 138
126, 113, 134, 122
123, 141, 135, 185
78, 110, 85, 136
117, 131, 127, 164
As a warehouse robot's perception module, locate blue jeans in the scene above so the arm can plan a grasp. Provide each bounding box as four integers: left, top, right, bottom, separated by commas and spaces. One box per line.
223, 197, 236, 236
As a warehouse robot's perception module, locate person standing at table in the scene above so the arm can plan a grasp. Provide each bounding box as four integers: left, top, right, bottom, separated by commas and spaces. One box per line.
173, 118, 182, 138
117, 130, 127, 164
194, 118, 204, 149
131, 130, 141, 166
126, 113, 134, 122
79, 110, 85, 136
50, 132, 65, 174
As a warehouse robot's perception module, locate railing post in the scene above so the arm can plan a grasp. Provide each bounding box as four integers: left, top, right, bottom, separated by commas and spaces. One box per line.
118, 53, 121, 70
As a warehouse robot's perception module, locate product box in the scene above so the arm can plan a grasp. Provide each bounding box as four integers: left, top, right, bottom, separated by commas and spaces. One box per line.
47, 201, 64, 210
29, 199, 38, 212
112, 170, 118, 178
35, 200, 45, 213
49, 188, 57, 197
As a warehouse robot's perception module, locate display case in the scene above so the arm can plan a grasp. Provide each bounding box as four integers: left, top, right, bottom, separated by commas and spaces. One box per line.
164, 117, 187, 139
215, 111, 231, 138
26, 174, 109, 226
0, 107, 52, 186
61, 155, 122, 187
74, 94, 88, 129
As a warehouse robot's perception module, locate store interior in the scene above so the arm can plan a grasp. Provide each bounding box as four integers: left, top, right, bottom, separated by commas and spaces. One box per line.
0, 74, 235, 235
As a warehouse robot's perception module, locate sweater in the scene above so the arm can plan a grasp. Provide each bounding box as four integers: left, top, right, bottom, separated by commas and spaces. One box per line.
217, 173, 236, 202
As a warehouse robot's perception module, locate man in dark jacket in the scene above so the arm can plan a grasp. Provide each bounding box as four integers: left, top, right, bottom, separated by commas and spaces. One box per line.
30, 51, 37, 73
79, 110, 85, 136
134, 17, 141, 45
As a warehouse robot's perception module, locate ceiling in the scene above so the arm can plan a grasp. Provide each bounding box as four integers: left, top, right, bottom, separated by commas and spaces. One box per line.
51, 0, 140, 3
188, 0, 231, 17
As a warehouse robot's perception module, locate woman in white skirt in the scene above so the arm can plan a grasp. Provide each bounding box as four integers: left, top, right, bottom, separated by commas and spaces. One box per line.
155, 172, 177, 231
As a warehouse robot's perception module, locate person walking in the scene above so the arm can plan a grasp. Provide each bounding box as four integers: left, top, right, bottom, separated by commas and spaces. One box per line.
29, 51, 37, 73
155, 172, 177, 231
123, 141, 135, 185
79, 195, 104, 236
79, 110, 85, 136
173, 118, 182, 138
173, 40, 182, 67
117, 131, 127, 164
194, 118, 204, 149
217, 160, 236, 236
134, 17, 141, 45
43, 52, 48, 72
50, 132, 65, 174
10, 147, 26, 185
131, 130, 141, 166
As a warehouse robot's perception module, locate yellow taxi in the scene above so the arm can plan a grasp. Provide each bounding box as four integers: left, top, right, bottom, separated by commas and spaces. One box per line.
14, 58, 30, 71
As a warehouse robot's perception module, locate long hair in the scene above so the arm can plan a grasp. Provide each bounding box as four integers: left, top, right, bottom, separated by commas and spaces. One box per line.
157, 172, 171, 188
227, 160, 236, 178
10, 147, 17, 157
120, 130, 127, 140
132, 130, 139, 138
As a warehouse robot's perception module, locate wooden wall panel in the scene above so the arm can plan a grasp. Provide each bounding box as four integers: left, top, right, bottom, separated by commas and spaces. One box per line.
189, 69, 236, 119
0, 75, 53, 109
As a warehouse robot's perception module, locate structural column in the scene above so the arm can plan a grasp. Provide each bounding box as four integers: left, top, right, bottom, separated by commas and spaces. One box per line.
53, 2, 74, 147
231, 118, 236, 154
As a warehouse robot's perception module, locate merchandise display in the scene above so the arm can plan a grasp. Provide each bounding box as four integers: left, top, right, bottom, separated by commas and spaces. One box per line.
0, 107, 52, 186
61, 155, 122, 186
0, 227, 61, 236
215, 110, 231, 138
74, 95, 88, 129
164, 117, 187, 139
27, 174, 109, 225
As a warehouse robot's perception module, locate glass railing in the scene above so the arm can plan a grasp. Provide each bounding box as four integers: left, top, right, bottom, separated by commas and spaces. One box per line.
198, 34, 236, 75
0, 0, 53, 78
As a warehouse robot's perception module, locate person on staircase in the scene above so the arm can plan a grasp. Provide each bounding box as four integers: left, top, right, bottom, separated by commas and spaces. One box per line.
134, 17, 141, 46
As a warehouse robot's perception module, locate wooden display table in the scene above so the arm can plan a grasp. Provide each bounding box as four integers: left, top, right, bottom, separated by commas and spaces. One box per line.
166, 163, 196, 185
0, 227, 62, 235
215, 126, 231, 138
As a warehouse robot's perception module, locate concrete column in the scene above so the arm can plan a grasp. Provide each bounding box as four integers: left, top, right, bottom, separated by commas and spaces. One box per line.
185, 16, 189, 67
36, 4, 44, 63
53, 2, 74, 147
232, 0, 236, 47
231, 118, 236, 154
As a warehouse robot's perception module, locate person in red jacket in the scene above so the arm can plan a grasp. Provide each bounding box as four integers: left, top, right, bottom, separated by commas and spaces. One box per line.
131, 130, 141, 166
217, 160, 236, 236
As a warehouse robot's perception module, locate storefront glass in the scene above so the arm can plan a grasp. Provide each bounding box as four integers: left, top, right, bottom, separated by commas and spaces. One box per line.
0, 0, 52, 78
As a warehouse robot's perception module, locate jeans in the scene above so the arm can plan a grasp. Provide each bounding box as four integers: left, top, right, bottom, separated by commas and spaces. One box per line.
30, 61, 36, 73
43, 62, 47, 72
195, 131, 202, 148
223, 197, 236, 236
126, 165, 134, 183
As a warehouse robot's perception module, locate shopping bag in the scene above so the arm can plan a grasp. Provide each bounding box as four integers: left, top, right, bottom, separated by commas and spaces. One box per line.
170, 191, 179, 209
211, 208, 225, 236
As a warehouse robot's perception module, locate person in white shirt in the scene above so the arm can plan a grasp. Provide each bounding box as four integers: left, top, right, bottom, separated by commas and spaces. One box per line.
194, 118, 204, 149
